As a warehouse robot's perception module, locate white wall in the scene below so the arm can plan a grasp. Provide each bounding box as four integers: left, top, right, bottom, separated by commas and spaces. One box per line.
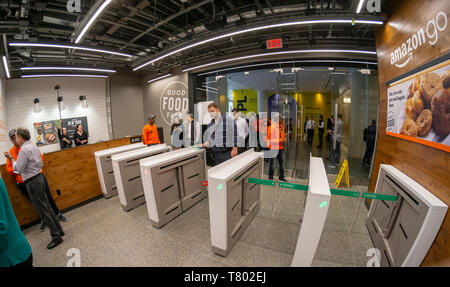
0, 76, 8, 164
6, 77, 110, 154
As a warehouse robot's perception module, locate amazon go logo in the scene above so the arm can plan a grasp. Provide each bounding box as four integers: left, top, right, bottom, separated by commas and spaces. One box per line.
160, 81, 189, 126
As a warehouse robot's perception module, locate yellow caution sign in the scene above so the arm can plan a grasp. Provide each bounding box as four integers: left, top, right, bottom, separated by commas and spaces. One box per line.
335, 159, 349, 188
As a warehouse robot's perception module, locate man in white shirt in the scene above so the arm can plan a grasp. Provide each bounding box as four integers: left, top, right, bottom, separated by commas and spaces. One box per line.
306, 116, 316, 145
4, 127, 64, 249
232, 109, 249, 154
183, 113, 201, 146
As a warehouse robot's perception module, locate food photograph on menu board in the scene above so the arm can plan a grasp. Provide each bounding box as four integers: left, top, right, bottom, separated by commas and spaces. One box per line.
386, 59, 450, 152
33, 120, 60, 147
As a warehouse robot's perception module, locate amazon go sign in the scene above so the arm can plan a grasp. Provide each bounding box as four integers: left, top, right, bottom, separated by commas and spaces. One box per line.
390, 11, 447, 68
160, 81, 189, 126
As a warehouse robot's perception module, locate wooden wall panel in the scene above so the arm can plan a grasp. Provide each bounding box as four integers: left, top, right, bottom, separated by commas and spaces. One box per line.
0, 137, 130, 227
371, 0, 450, 266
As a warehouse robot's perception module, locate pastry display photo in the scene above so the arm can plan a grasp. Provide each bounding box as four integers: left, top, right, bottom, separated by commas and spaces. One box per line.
387, 60, 450, 151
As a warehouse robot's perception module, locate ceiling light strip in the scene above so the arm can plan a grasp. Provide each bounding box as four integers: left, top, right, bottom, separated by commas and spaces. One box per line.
21, 74, 108, 78
147, 74, 172, 83
9, 43, 132, 58
75, 0, 112, 44
133, 18, 383, 71
2, 55, 10, 79
356, 0, 366, 14
21, 67, 116, 73
197, 59, 377, 76
183, 50, 377, 72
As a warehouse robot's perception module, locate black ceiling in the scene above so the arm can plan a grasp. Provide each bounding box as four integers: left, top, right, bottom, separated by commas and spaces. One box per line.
0, 0, 384, 78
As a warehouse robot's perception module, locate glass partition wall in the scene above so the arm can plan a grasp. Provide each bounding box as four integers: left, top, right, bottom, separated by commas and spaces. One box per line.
192, 65, 379, 179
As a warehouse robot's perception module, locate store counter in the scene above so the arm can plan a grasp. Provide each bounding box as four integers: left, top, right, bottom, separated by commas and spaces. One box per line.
0, 137, 138, 227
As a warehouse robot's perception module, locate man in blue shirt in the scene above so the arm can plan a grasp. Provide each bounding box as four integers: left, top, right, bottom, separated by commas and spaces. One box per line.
202, 103, 238, 166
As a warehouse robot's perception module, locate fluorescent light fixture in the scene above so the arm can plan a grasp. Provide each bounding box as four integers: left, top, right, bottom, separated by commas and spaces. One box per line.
328, 67, 334, 70
147, 73, 171, 83
197, 59, 377, 76
344, 97, 351, 103
202, 85, 218, 90
183, 49, 377, 72
75, 0, 112, 44
133, 18, 383, 71
9, 42, 132, 57
281, 83, 295, 85
22, 74, 108, 78
291, 67, 304, 72
244, 71, 250, 75
2, 56, 10, 78
196, 87, 217, 94
356, 0, 365, 14
332, 72, 347, 75
21, 67, 116, 73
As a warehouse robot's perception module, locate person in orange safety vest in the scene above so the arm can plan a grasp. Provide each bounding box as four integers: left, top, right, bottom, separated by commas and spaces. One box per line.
142, 114, 161, 146
267, 115, 287, 181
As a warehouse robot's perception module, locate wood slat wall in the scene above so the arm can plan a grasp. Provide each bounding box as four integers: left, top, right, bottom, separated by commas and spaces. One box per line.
0, 137, 131, 227
370, 0, 450, 266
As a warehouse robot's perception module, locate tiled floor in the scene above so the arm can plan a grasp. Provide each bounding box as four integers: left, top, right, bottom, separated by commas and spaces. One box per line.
23, 175, 373, 267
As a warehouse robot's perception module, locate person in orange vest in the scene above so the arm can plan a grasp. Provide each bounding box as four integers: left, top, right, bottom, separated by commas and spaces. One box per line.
267, 115, 287, 181
5, 129, 66, 232
142, 114, 161, 146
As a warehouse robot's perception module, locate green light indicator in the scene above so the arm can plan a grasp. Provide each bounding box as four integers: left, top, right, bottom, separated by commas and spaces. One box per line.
319, 201, 327, 208
217, 184, 223, 190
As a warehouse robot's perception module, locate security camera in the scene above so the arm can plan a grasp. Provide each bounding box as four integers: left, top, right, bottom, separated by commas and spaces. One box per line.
54, 85, 60, 90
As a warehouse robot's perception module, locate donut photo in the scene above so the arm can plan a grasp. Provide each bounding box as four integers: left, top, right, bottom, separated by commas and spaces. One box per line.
386, 59, 450, 152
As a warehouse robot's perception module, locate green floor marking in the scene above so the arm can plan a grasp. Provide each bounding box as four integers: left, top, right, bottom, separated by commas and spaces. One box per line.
278, 182, 308, 191
248, 178, 276, 186
330, 189, 360, 198
362, 192, 398, 202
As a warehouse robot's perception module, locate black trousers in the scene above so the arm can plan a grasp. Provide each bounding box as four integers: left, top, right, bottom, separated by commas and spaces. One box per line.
318, 129, 324, 148
307, 129, 315, 144
12, 253, 33, 267
17, 175, 60, 216
213, 150, 232, 166
363, 141, 375, 163
269, 149, 284, 179
25, 174, 63, 240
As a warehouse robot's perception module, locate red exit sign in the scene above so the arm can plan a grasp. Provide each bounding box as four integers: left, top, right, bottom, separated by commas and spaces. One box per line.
266, 38, 283, 49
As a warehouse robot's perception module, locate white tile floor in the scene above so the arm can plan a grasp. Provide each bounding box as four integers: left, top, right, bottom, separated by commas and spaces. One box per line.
22, 176, 373, 267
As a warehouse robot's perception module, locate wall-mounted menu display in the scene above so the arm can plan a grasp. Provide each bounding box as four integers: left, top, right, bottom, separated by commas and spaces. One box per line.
386, 59, 450, 152
33, 116, 89, 147
33, 120, 60, 147
61, 116, 89, 142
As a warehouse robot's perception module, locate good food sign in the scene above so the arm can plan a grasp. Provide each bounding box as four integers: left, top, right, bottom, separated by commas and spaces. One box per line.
160, 81, 189, 126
